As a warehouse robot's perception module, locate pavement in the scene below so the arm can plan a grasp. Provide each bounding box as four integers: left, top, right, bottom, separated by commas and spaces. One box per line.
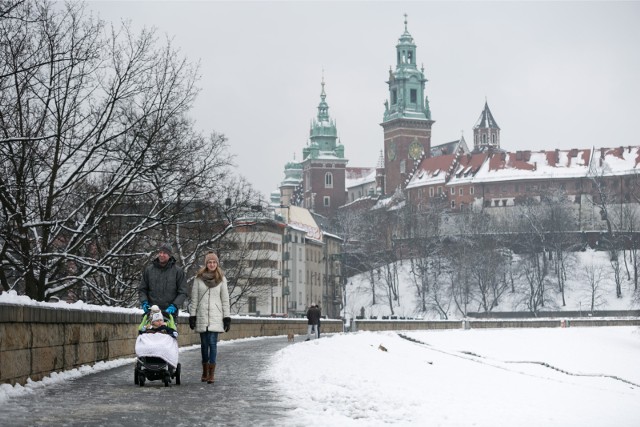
0, 336, 296, 427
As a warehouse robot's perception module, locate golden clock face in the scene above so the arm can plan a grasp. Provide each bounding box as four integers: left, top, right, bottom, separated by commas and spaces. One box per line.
409, 140, 422, 160
387, 141, 397, 161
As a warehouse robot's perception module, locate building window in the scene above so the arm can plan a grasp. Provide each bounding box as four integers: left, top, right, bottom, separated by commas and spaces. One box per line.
437, 186, 443, 195
429, 187, 434, 197
494, 200, 500, 207
502, 199, 507, 207
515, 184, 519, 192
248, 297, 257, 313
470, 186, 475, 195
323, 196, 330, 207
325, 172, 333, 188
410, 89, 417, 103
450, 200, 455, 209
459, 188, 463, 196
450, 187, 455, 195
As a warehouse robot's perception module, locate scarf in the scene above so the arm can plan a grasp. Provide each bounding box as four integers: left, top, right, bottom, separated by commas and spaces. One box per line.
200, 270, 220, 288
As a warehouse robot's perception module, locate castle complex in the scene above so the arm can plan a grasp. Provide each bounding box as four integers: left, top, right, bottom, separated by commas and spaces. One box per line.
274, 17, 640, 225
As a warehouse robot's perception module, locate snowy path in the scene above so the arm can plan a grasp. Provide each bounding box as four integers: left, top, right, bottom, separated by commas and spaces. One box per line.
0, 336, 294, 426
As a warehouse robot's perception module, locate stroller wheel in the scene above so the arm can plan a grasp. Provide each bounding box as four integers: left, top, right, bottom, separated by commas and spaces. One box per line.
163, 373, 171, 387
134, 367, 139, 385
175, 363, 181, 385
138, 372, 146, 387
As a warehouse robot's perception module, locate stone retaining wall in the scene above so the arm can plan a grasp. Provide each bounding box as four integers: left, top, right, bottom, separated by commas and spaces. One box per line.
0, 304, 343, 386
352, 317, 640, 332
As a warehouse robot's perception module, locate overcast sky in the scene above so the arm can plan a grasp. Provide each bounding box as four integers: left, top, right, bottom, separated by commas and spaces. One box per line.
87, 1, 640, 199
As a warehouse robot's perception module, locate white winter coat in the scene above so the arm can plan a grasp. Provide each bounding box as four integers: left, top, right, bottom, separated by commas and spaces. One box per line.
189, 276, 230, 333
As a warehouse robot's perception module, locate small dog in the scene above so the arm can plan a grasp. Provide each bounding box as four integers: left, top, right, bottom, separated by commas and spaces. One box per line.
287, 333, 295, 342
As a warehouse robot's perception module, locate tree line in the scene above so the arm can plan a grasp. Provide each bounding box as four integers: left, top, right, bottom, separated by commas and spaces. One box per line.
335, 184, 640, 319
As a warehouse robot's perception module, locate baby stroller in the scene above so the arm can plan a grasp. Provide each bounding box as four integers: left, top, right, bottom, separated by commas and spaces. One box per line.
134, 310, 181, 387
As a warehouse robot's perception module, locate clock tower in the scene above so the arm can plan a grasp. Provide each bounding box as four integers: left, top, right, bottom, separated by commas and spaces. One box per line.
381, 15, 434, 194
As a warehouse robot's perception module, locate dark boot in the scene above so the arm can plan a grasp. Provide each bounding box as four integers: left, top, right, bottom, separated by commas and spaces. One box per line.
201, 363, 208, 382
207, 362, 216, 384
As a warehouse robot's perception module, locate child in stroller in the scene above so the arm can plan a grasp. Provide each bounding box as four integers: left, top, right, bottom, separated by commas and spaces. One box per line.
134, 306, 181, 387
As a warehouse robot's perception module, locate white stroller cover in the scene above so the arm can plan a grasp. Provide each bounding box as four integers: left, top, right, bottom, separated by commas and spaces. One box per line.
135, 333, 179, 368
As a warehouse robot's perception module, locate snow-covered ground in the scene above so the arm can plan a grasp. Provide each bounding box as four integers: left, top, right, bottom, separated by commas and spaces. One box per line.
267, 327, 640, 427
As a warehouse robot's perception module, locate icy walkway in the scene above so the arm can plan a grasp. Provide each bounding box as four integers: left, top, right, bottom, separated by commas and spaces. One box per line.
0, 336, 294, 426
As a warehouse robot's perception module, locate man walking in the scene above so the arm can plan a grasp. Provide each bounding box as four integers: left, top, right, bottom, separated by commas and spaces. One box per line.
139, 243, 188, 316
306, 303, 321, 341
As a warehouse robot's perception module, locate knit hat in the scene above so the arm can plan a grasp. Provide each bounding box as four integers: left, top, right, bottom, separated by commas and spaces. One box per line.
158, 243, 172, 255
150, 305, 160, 313
205, 252, 219, 264
151, 312, 164, 322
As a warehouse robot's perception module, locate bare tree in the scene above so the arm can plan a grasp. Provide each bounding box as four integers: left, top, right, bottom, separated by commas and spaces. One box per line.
581, 262, 607, 313
0, 1, 237, 302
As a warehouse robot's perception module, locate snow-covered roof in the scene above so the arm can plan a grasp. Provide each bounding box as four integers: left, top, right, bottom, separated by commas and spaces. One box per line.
406, 146, 640, 189
346, 167, 376, 189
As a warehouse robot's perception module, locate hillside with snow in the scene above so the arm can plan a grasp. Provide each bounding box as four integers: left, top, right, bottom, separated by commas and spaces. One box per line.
343, 249, 639, 321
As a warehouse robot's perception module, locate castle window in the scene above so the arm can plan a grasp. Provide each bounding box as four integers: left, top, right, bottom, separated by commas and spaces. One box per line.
323, 196, 330, 207
492, 134, 497, 145
325, 172, 333, 188
410, 89, 417, 103
482, 134, 487, 144
391, 89, 397, 104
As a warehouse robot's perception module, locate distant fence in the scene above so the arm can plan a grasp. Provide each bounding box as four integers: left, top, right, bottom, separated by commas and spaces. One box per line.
0, 304, 342, 387
467, 310, 640, 319
352, 314, 640, 332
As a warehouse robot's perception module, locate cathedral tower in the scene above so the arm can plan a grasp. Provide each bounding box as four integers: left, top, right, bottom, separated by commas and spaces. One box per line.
473, 101, 501, 152
301, 77, 348, 217
381, 15, 434, 194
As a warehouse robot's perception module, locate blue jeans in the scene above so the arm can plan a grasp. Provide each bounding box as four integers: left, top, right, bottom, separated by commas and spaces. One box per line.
200, 331, 219, 364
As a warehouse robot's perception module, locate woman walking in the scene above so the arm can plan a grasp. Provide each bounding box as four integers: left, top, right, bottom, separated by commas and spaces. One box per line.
189, 251, 231, 384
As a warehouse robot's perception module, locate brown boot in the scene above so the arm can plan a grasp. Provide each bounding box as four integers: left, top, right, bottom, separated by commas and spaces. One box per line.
207, 362, 216, 384
201, 363, 208, 382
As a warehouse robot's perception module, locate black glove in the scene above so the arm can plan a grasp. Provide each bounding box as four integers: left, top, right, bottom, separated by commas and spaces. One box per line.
223, 317, 231, 332
189, 316, 197, 330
